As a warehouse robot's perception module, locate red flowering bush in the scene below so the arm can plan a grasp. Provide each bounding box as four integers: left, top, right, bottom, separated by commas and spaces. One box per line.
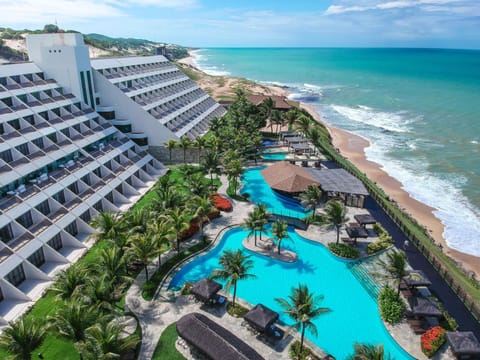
210, 193, 233, 212
421, 326, 446, 357
179, 221, 200, 240
207, 208, 221, 220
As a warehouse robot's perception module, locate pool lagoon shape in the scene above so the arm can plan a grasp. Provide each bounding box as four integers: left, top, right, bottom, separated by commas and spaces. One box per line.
262, 152, 287, 161
169, 227, 414, 359
240, 166, 311, 219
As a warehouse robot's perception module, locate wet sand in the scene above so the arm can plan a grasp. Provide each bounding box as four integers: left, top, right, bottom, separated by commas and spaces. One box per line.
180, 53, 480, 278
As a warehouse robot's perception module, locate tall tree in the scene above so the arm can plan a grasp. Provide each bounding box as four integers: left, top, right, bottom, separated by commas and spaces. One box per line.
224, 158, 243, 195
0, 318, 47, 360
283, 109, 298, 130
178, 136, 192, 164
322, 200, 349, 244
201, 149, 221, 188
271, 109, 284, 133
254, 204, 269, 242
90, 211, 126, 247
124, 208, 150, 237
153, 185, 185, 212
166, 208, 190, 255
299, 185, 323, 217
97, 247, 129, 286
165, 139, 177, 162
194, 136, 207, 162
148, 218, 172, 266
293, 114, 312, 136
261, 97, 275, 132
276, 284, 330, 354
128, 234, 157, 281
377, 250, 408, 295
243, 210, 260, 247
272, 219, 290, 254
49, 300, 100, 343
190, 195, 214, 238
348, 343, 393, 360
210, 249, 256, 307
50, 264, 88, 300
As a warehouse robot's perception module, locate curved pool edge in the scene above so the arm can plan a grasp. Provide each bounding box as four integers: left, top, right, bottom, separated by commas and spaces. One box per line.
155, 224, 239, 299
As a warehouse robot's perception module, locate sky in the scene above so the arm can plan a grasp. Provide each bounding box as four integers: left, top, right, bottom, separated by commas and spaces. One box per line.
1, 0, 480, 49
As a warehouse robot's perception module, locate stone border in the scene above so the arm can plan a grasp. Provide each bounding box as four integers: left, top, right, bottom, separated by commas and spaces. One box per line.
242, 236, 298, 263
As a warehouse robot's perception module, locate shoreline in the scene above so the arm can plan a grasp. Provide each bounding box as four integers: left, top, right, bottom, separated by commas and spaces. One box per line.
179, 52, 480, 278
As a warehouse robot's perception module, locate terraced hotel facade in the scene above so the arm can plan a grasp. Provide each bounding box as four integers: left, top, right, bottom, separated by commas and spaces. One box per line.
0, 33, 224, 326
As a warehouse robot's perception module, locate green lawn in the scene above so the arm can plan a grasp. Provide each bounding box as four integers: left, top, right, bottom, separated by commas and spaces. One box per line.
152, 322, 184, 360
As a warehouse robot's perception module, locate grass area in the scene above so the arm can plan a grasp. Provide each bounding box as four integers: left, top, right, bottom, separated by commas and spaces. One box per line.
226, 303, 249, 318
152, 322, 184, 360
176, 63, 201, 81
142, 240, 211, 300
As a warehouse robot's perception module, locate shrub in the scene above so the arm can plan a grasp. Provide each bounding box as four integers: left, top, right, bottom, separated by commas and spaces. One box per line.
181, 282, 193, 295
328, 243, 360, 259
289, 340, 320, 360
210, 193, 233, 212
378, 285, 405, 324
367, 237, 393, 255
421, 326, 446, 357
179, 221, 200, 240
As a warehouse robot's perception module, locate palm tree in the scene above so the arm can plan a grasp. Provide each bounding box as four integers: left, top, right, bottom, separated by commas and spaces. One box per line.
78, 320, 139, 360
124, 208, 150, 237
194, 136, 207, 162
255, 204, 269, 242
84, 275, 121, 313
293, 114, 312, 136
148, 218, 172, 266
128, 234, 157, 281
178, 136, 192, 164
224, 158, 243, 195
283, 109, 298, 130
243, 211, 259, 246
49, 300, 100, 343
210, 249, 256, 307
261, 97, 275, 132
50, 264, 88, 300
322, 200, 349, 244
299, 184, 323, 217
348, 343, 393, 360
97, 247, 129, 285
165, 139, 178, 162
190, 195, 214, 238
90, 211, 126, 246
166, 208, 190, 255
201, 149, 221, 188
271, 109, 284, 133
185, 171, 209, 197
272, 220, 290, 254
153, 185, 185, 212
0, 318, 47, 360
276, 284, 330, 354
377, 250, 408, 295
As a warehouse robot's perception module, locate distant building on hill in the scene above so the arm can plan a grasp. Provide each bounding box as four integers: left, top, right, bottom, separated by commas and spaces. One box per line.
246, 95, 293, 111
0, 33, 224, 326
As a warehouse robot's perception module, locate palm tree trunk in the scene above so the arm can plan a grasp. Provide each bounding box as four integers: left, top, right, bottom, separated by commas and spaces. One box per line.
177, 237, 180, 255
277, 240, 281, 254
144, 265, 149, 281
336, 227, 340, 244
183, 149, 186, 164
397, 281, 401, 296
254, 231, 257, 247
158, 253, 162, 267
233, 280, 237, 307
300, 323, 306, 353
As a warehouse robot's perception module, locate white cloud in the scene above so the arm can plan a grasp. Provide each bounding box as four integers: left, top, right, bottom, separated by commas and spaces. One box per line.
122, 0, 198, 8
377, 1, 415, 9
325, 5, 371, 15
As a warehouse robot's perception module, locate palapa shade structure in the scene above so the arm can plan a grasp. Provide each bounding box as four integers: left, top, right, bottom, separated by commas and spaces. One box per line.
346, 225, 369, 240
408, 296, 443, 317
261, 161, 318, 194
190, 278, 222, 303
446, 331, 480, 358
354, 214, 377, 227
177, 313, 264, 360
244, 304, 279, 333
403, 270, 432, 288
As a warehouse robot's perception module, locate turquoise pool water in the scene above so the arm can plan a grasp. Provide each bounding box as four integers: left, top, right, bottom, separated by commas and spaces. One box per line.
262, 152, 287, 161
240, 166, 311, 219
169, 226, 413, 359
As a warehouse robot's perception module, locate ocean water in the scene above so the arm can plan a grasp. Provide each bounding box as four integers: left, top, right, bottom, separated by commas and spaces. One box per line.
193, 48, 480, 257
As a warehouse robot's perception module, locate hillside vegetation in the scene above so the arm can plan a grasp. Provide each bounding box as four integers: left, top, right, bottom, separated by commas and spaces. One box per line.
0, 24, 189, 63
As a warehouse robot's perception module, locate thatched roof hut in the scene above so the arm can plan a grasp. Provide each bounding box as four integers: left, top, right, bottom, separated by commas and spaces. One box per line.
446, 331, 480, 358
403, 270, 432, 288
177, 312, 264, 360
190, 278, 222, 303
261, 162, 318, 194
244, 304, 279, 333
408, 296, 443, 317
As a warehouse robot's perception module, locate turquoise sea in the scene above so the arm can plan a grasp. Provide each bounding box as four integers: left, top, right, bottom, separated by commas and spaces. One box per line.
193, 48, 480, 257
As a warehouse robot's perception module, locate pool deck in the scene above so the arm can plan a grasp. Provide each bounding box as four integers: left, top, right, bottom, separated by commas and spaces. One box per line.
124, 174, 457, 360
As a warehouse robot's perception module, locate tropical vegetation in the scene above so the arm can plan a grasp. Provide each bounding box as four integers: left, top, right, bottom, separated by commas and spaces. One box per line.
348, 343, 393, 360
420, 326, 446, 357
378, 285, 405, 324
328, 243, 360, 259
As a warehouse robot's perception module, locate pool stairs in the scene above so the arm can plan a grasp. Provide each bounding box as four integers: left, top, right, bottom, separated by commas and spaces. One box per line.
348, 258, 383, 300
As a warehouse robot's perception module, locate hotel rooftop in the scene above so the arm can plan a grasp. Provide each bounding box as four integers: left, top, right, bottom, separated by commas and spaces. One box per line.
0, 33, 224, 325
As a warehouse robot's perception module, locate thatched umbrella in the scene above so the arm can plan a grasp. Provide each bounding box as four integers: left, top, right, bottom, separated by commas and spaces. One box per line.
177, 313, 264, 360
244, 304, 279, 333
353, 214, 376, 228
403, 270, 432, 288
261, 162, 318, 194
346, 225, 369, 242
190, 278, 222, 303
408, 296, 443, 317
446, 331, 480, 358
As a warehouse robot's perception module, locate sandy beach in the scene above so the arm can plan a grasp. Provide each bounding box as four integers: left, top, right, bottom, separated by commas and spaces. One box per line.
178, 52, 480, 278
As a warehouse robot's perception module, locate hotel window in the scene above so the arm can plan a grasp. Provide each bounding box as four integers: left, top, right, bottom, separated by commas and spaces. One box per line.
53, 190, 65, 204
1, 150, 13, 163
0, 224, 14, 243
28, 248, 45, 268
46, 133, 57, 143
81, 174, 90, 186
16, 143, 29, 156
47, 234, 62, 250
16, 211, 33, 229
32, 137, 44, 149
8, 118, 20, 130
6, 265, 26, 287
35, 200, 50, 216
105, 191, 114, 204
79, 71, 88, 104
79, 210, 90, 223
115, 184, 123, 195
93, 167, 101, 178
0, 286, 3, 302
93, 200, 103, 212
68, 182, 79, 195
64, 221, 78, 236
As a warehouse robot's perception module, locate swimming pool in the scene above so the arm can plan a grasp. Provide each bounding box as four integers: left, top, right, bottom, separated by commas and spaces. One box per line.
262, 152, 287, 161
169, 226, 413, 359
240, 166, 311, 219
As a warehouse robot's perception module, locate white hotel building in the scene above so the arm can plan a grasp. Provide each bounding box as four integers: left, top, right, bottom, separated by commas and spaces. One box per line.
0, 33, 224, 325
